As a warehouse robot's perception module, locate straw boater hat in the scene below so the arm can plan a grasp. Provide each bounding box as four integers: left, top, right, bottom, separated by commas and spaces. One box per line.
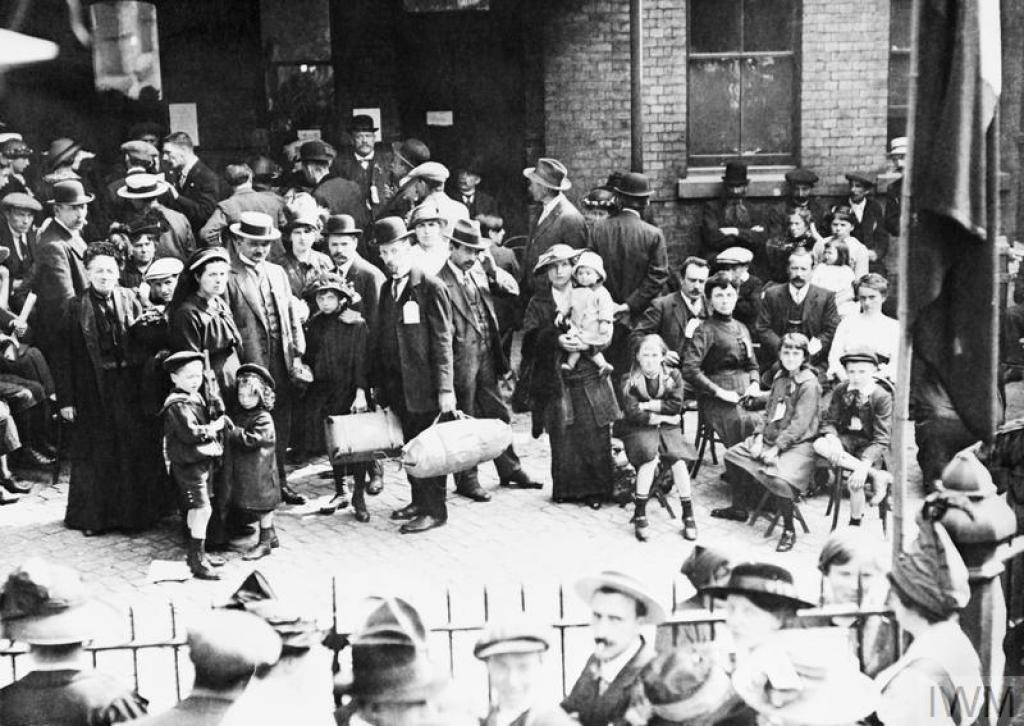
699, 562, 813, 609
0, 559, 109, 645
732, 628, 879, 726
337, 596, 449, 703
575, 570, 667, 624
117, 172, 170, 200
473, 616, 551, 660
230, 211, 282, 241
523, 158, 571, 191
639, 647, 737, 726
532, 243, 580, 275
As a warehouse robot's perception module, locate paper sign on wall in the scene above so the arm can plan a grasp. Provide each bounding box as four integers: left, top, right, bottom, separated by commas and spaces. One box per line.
168, 103, 199, 146
352, 107, 382, 142
297, 129, 322, 141
426, 110, 454, 127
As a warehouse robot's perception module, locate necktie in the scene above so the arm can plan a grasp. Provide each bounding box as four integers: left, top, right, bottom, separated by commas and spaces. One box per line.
393, 275, 407, 301
597, 674, 609, 696
360, 159, 369, 170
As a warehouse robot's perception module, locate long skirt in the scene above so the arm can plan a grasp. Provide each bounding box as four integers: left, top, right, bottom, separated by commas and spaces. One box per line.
723, 436, 818, 499
703, 370, 760, 447
65, 368, 171, 532
544, 364, 620, 502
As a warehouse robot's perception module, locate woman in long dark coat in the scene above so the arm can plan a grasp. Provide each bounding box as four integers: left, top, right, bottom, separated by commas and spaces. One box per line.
55, 241, 171, 534
520, 244, 620, 508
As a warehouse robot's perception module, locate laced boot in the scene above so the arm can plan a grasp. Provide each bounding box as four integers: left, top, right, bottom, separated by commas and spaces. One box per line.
187, 538, 220, 580
243, 526, 274, 561
633, 496, 650, 542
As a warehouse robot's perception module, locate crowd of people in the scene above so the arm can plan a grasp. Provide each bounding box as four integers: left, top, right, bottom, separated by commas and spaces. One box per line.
0, 114, 916, 568
0, 496, 986, 726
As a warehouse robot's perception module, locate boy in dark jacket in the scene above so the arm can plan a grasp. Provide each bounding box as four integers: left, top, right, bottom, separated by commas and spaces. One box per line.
161, 351, 226, 580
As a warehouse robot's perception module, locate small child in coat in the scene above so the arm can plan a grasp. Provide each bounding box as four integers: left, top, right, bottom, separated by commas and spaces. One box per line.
161, 351, 227, 581
620, 334, 698, 542
300, 275, 375, 522
225, 363, 281, 561
556, 250, 616, 374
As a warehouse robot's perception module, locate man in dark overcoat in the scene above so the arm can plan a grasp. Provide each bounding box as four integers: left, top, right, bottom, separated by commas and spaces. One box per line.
224, 212, 307, 504
754, 249, 840, 370
630, 256, 709, 366
438, 219, 541, 497
371, 217, 456, 534
843, 171, 889, 275
200, 163, 285, 251
332, 114, 393, 221
699, 160, 768, 278
0, 192, 41, 312
297, 140, 370, 231
586, 171, 669, 373
160, 131, 223, 236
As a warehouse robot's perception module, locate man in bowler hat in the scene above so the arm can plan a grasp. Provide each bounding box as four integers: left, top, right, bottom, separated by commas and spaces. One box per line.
333, 114, 393, 220
699, 161, 767, 276
370, 216, 456, 533
438, 219, 541, 497
562, 571, 664, 726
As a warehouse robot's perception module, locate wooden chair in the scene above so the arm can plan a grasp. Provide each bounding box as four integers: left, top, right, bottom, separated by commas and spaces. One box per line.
748, 488, 810, 537
822, 463, 890, 535
685, 398, 721, 478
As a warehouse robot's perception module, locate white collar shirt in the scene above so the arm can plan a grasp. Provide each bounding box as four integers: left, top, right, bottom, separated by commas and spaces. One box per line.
788, 284, 809, 305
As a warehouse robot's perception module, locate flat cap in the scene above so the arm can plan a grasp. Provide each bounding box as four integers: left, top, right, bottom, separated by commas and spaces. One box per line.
186, 610, 281, 681
162, 350, 204, 373
400, 161, 449, 187
473, 616, 550, 660
838, 345, 880, 367
299, 140, 336, 163
716, 247, 754, 266
120, 139, 159, 161
845, 172, 876, 187
784, 168, 818, 186
1, 192, 41, 212
145, 257, 184, 282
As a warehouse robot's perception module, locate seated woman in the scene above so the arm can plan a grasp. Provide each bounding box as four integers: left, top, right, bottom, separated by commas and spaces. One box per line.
809, 238, 858, 318
722, 333, 822, 552
813, 347, 893, 526
817, 529, 897, 677
813, 206, 869, 278
764, 208, 819, 285
827, 273, 899, 382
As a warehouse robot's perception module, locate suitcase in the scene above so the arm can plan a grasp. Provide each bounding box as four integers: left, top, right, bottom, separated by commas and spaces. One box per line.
402, 414, 512, 478
324, 409, 405, 465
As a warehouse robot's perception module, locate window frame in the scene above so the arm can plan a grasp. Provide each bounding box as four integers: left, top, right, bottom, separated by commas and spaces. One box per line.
887, 0, 912, 142
686, 0, 802, 168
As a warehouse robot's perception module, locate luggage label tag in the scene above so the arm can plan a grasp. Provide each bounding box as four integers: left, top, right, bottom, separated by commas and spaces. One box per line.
771, 402, 786, 422
403, 300, 421, 324
848, 416, 863, 432
370, 186, 381, 205
684, 318, 701, 339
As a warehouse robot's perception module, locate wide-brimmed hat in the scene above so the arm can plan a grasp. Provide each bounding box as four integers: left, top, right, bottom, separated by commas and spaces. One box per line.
162, 350, 204, 373
374, 217, 415, 247
349, 114, 379, 134
573, 250, 606, 282
582, 188, 617, 211
716, 247, 754, 267
523, 158, 571, 191
391, 138, 431, 169
325, 214, 362, 237
408, 203, 448, 230
230, 211, 282, 241
222, 572, 327, 654
186, 246, 231, 272
120, 139, 160, 163
282, 210, 322, 234
838, 346, 879, 367
124, 213, 164, 238
145, 257, 185, 282
299, 140, 336, 163
612, 172, 652, 197
640, 647, 736, 726
45, 137, 82, 170
187, 610, 281, 681
575, 570, 666, 624
49, 179, 93, 206
733, 628, 879, 725
310, 273, 361, 306
845, 172, 875, 188
532, 243, 580, 274
117, 173, 170, 200
0, 139, 31, 159
1, 192, 42, 213
722, 160, 749, 185
449, 219, 486, 251
338, 596, 449, 703
400, 161, 450, 188
784, 168, 819, 186
237, 363, 276, 392
474, 615, 550, 660
0, 559, 109, 645
700, 562, 813, 609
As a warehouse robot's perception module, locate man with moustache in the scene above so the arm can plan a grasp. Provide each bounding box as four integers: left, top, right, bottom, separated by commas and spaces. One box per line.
453, 161, 499, 219
224, 212, 308, 504
332, 115, 392, 220
562, 571, 664, 726
631, 256, 710, 366
370, 217, 455, 534
438, 219, 541, 497
699, 160, 768, 279
325, 213, 386, 496
754, 249, 840, 370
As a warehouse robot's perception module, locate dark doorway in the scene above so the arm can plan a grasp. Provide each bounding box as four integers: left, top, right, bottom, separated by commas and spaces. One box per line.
394, 2, 529, 235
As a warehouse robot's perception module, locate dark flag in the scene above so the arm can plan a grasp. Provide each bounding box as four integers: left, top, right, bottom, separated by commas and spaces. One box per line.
908, 0, 1002, 440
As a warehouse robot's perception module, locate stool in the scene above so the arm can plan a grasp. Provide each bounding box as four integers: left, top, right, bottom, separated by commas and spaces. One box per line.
748, 489, 810, 538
